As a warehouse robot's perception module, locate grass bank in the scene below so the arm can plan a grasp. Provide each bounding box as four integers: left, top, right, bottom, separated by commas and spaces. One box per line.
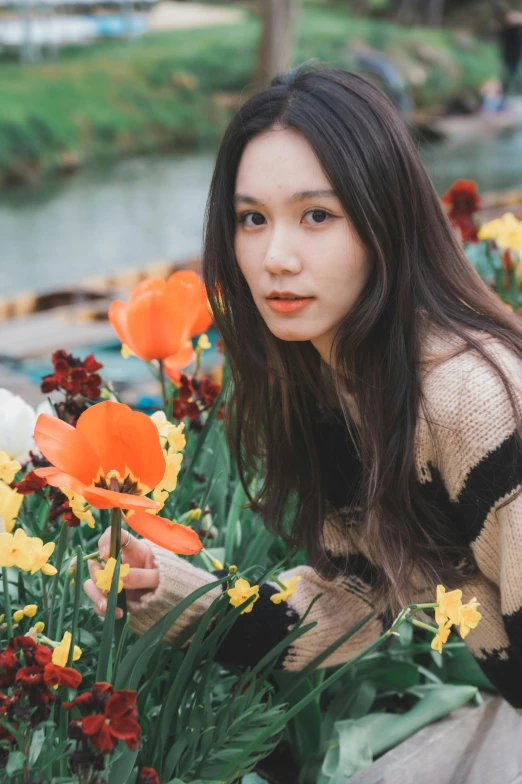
0, 4, 501, 186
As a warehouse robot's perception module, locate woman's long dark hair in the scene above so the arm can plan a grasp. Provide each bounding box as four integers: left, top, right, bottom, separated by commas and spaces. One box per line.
202, 64, 522, 613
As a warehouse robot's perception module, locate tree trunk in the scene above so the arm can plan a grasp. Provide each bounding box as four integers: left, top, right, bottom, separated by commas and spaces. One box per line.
252, 0, 298, 93
427, 0, 446, 27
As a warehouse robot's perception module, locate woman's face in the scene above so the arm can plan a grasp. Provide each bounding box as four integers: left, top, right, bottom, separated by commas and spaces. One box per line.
233, 126, 371, 365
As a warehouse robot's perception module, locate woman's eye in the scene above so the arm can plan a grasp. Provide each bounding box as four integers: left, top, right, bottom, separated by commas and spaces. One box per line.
304, 209, 331, 225
238, 212, 265, 227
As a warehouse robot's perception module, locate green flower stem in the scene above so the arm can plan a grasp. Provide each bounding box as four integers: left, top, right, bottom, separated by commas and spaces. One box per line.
158, 359, 168, 409
411, 602, 438, 610
2, 569, 13, 640
271, 576, 288, 590
411, 619, 438, 634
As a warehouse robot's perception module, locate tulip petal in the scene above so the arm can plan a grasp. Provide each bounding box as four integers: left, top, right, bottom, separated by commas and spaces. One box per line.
108, 301, 142, 359
33, 467, 87, 495
125, 280, 190, 361
34, 414, 100, 485
83, 486, 160, 511
168, 270, 213, 336
76, 401, 165, 490
163, 341, 195, 384
124, 510, 202, 554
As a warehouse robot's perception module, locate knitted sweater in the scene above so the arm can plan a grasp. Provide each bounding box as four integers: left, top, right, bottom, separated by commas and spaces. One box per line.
128, 324, 522, 711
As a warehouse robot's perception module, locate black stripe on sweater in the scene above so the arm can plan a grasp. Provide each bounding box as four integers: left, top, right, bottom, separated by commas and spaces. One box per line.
454, 430, 522, 542
473, 645, 522, 709
210, 571, 299, 669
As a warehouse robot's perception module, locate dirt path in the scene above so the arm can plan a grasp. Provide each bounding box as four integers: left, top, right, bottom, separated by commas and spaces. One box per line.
147, 1, 245, 32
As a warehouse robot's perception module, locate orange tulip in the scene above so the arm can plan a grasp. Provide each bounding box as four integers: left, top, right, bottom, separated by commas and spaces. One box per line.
108, 271, 213, 363
32, 401, 201, 554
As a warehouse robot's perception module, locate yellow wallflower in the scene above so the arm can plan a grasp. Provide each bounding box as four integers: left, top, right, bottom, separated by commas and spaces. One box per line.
270, 576, 302, 604
60, 488, 95, 528
457, 598, 482, 639
121, 343, 135, 359
0, 452, 21, 484
227, 578, 260, 614
167, 422, 186, 454
95, 557, 130, 593
435, 584, 463, 626
196, 333, 211, 352
0, 481, 24, 533
52, 631, 82, 667
0, 528, 38, 571
431, 619, 453, 655
151, 413, 186, 453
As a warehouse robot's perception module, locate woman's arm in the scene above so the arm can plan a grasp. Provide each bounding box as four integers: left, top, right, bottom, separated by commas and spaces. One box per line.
425, 339, 522, 708
125, 539, 387, 671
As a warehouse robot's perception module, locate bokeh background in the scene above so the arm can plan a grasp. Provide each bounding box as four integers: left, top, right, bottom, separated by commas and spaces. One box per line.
1, 0, 521, 405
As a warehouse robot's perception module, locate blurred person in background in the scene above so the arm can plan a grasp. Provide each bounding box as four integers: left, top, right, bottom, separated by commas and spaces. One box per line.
498, 6, 522, 99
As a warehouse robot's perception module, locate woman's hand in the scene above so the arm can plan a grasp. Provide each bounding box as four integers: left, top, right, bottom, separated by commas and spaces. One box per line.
82, 528, 159, 619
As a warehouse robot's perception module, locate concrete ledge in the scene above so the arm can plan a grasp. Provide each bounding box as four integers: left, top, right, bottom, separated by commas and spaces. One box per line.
349, 696, 522, 784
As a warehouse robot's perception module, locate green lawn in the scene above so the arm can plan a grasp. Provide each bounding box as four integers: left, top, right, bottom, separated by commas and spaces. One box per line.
0, 4, 501, 184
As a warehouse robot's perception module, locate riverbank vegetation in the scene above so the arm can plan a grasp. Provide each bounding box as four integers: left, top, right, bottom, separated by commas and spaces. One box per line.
0, 3, 501, 186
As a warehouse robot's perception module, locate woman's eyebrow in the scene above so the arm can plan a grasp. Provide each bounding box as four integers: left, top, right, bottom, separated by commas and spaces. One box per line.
234, 189, 337, 206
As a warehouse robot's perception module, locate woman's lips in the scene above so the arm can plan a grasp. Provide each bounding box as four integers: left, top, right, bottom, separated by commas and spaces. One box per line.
266, 298, 315, 313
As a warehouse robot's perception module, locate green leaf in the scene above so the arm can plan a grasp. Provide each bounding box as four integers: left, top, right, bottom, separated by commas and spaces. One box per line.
318, 721, 372, 783
96, 551, 122, 682
115, 574, 229, 690
108, 743, 139, 784
48, 522, 68, 638
66, 545, 83, 668
6, 750, 26, 776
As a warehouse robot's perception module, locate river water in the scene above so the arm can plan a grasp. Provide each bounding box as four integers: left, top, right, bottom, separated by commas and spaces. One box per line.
2, 130, 522, 297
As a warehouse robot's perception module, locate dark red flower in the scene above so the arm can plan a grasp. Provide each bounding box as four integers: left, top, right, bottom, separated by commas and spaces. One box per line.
138, 767, 160, 784
441, 180, 481, 243
216, 338, 223, 355
16, 471, 48, 495
43, 663, 82, 689
16, 666, 44, 687
34, 645, 52, 667
40, 350, 103, 403
0, 649, 19, 687
81, 690, 141, 753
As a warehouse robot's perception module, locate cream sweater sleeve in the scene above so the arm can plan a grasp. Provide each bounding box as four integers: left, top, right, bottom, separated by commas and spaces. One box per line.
126, 542, 223, 645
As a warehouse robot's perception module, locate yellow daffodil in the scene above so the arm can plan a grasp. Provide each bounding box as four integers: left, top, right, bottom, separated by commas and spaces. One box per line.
23, 604, 37, 617
0, 451, 21, 484
457, 597, 482, 639
211, 558, 224, 570
227, 577, 260, 614
478, 212, 522, 251
0, 481, 24, 533
0, 528, 38, 571
13, 610, 24, 623
435, 584, 463, 626
60, 488, 95, 528
52, 631, 82, 667
431, 619, 453, 654
196, 333, 211, 353
270, 576, 303, 604
185, 507, 202, 522
95, 557, 130, 593
121, 343, 135, 359
29, 537, 57, 576
34, 621, 45, 633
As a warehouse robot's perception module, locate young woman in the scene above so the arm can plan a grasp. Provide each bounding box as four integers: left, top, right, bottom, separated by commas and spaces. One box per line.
85, 66, 522, 711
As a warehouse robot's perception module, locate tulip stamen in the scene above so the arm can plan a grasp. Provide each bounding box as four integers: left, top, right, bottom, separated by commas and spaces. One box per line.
94, 471, 143, 496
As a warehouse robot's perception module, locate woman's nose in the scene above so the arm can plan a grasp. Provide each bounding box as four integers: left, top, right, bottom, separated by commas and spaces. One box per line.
263, 249, 302, 275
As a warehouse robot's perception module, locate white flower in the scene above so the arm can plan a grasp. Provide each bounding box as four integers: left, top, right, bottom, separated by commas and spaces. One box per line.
0, 389, 37, 460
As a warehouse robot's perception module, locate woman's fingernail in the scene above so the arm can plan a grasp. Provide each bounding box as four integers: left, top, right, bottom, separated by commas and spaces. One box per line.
99, 547, 107, 558
116, 609, 123, 619
98, 600, 106, 612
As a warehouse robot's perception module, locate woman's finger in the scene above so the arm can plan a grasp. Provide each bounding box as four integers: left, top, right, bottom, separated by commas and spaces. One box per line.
83, 578, 106, 617
122, 567, 159, 592
99, 529, 144, 566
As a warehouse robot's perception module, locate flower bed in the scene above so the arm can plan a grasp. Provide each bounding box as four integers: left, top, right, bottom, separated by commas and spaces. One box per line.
0, 189, 519, 783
